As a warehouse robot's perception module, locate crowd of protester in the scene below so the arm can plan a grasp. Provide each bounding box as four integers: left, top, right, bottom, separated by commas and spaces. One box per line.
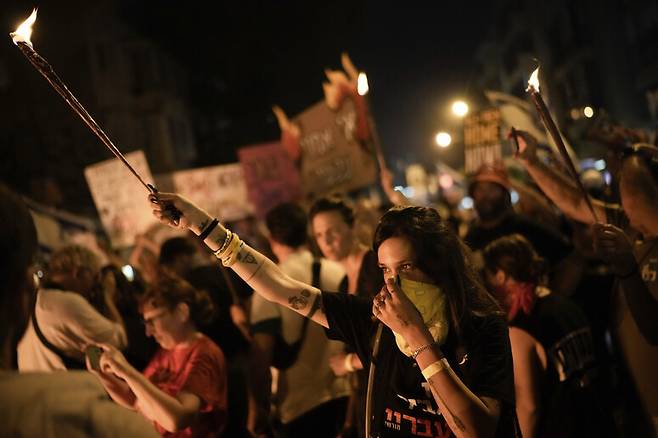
0, 122, 657, 438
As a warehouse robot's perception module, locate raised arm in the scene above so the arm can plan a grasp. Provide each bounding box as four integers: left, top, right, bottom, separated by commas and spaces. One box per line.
149, 193, 329, 329
514, 129, 608, 224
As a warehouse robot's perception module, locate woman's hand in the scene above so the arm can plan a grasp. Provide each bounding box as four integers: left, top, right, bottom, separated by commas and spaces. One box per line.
592, 223, 637, 276
372, 277, 428, 344
98, 343, 134, 380
148, 192, 212, 234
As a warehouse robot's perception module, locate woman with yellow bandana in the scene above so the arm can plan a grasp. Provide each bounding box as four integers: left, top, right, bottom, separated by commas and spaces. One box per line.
148, 194, 520, 437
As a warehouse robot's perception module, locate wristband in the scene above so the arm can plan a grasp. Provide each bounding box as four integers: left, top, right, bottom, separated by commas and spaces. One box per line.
222, 237, 243, 267
198, 218, 219, 241
421, 358, 449, 380
411, 342, 436, 360
213, 230, 233, 257
344, 353, 355, 372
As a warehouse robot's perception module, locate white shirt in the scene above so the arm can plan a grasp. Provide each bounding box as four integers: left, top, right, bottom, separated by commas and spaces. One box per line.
250, 250, 351, 423
18, 288, 127, 371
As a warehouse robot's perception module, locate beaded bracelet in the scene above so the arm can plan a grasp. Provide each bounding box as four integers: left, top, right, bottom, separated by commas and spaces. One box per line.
411, 342, 437, 360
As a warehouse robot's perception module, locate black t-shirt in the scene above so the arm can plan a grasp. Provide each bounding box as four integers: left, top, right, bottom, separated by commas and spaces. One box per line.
322, 291, 519, 437
511, 292, 616, 437
465, 213, 571, 267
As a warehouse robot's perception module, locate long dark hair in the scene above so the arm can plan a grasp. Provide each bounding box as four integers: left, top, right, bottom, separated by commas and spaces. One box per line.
373, 206, 502, 339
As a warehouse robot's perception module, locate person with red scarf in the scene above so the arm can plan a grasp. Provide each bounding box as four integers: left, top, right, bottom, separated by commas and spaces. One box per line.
483, 234, 615, 438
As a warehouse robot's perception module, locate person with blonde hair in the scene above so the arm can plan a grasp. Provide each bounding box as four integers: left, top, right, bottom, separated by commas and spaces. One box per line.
18, 244, 126, 371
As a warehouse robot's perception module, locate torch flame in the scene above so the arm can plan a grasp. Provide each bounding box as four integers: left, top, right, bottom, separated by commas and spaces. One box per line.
526, 67, 540, 92
357, 72, 369, 96
10, 9, 37, 48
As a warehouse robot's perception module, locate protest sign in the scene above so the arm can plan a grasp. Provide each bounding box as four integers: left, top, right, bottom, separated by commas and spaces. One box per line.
464, 108, 502, 174
170, 163, 253, 222
293, 99, 377, 198
84, 150, 157, 248
238, 142, 302, 218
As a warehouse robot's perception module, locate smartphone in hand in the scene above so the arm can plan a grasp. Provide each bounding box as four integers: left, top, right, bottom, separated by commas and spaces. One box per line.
85, 345, 103, 371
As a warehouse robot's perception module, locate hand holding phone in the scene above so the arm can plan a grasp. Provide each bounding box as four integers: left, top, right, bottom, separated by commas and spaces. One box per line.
86, 345, 103, 371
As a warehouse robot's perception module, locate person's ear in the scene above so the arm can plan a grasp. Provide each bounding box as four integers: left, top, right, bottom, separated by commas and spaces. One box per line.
175, 302, 190, 322
493, 269, 507, 287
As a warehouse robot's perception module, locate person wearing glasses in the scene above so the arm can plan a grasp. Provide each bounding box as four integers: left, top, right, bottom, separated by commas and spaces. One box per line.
148, 194, 520, 437
514, 129, 658, 436
89, 272, 228, 437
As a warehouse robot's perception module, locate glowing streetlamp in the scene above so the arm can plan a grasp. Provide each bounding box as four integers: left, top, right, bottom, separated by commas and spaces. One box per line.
583, 106, 594, 118
357, 72, 369, 96
435, 131, 452, 148
451, 100, 469, 117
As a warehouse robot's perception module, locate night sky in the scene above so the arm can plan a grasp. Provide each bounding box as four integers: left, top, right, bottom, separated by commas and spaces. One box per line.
4, 1, 493, 180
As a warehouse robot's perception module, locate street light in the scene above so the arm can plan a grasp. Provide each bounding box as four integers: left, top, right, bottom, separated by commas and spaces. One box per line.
583, 106, 594, 118
451, 100, 469, 117
357, 72, 369, 96
435, 131, 452, 148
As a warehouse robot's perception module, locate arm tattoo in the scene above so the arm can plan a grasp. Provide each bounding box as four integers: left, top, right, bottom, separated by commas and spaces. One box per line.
288, 289, 311, 311
198, 219, 209, 232
305, 293, 322, 320
428, 378, 466, 432
236, 250, 257, 264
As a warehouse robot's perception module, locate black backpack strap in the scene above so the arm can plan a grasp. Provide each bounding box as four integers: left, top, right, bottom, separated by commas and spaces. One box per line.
297, 259, 322, 341
31, 295, 86, 370
311, 258, 322, 289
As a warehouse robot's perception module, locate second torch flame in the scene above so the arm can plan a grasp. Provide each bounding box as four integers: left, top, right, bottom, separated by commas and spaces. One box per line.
526, 67, 540, 92
10, 8, 37, 48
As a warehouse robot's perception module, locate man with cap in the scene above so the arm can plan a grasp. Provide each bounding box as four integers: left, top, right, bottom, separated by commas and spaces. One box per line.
464, 162, 572, 270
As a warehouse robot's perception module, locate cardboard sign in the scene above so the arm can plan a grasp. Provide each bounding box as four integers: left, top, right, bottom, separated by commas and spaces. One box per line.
294, 99, 377, 198
464, 108, 503, 174
84, 150, 157, 248
238, 142, 302, 218
170, 163, 254, 222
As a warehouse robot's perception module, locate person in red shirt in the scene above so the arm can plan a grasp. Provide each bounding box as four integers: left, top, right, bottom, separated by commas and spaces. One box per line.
89, 272, 227, 437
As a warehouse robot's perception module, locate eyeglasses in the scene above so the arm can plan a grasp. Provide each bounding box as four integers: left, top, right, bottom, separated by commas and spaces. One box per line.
141, 309, 168, 327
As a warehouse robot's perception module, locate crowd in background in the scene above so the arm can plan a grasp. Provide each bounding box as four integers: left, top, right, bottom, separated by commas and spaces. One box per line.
0, 121, 657, 438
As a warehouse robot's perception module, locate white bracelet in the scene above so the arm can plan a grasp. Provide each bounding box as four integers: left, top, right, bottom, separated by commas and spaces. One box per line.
344, 353, 355, 372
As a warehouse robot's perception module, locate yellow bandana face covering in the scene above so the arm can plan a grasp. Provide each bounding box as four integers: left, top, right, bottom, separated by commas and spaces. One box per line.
393, 277, 449, 357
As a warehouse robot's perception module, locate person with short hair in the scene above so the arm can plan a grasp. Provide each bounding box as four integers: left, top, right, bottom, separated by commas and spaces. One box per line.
482, 234, 614, 437
149, 193, 520, 437
89, 272, 228, 437
18, 244, 127, 371
249, 201, 350, 437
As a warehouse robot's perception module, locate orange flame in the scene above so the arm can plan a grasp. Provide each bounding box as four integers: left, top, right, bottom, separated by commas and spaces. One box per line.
526, 67, 540, 92
10, 9, 37, 48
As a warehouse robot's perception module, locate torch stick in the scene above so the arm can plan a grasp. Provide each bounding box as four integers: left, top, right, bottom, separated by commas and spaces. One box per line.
11, 10, 179, 222
10, 11, 151, 192
526, 67, 600, 222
